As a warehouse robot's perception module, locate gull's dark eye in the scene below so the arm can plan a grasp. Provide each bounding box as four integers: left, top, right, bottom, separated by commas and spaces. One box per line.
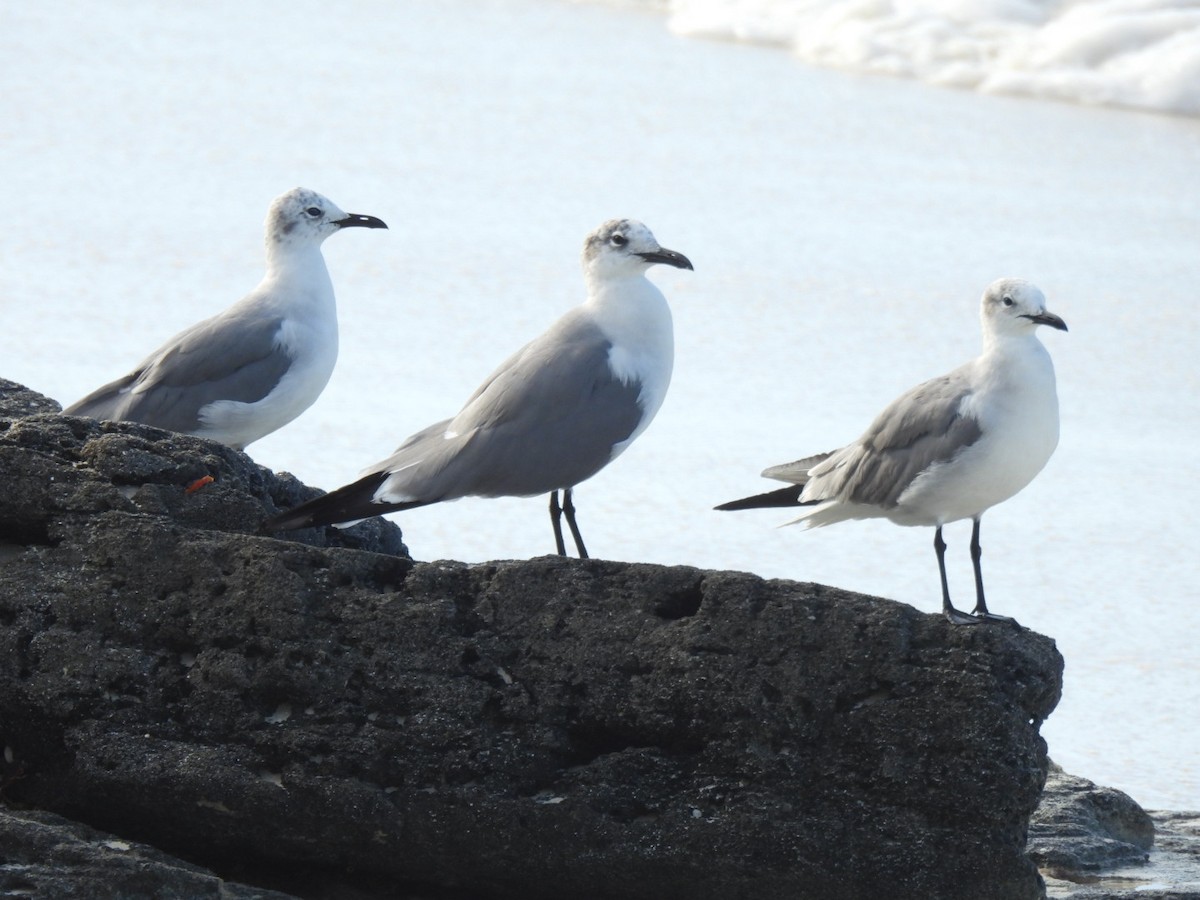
610, 233, 627, 247
305, 206, 322, 218
1002, 295, 1014, 307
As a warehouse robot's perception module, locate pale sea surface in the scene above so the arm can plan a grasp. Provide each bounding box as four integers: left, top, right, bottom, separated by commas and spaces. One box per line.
1, 0, 1198, 810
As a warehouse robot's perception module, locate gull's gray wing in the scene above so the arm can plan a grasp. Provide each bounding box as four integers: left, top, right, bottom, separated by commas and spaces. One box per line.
761, 452, 836, 485
377, 311, 646, 502
266, 313, 648, 532
65, 310, 292, 435
803, 365, 984, 509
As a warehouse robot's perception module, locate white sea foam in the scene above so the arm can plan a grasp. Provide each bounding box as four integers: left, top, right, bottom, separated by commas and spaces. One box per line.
663, 0, 1200, 117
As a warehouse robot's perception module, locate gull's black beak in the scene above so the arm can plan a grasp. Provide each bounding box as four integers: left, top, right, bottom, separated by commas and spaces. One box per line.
638, 247, 694, 271
1023, 311, 1068, 332
335, 213, 388, 230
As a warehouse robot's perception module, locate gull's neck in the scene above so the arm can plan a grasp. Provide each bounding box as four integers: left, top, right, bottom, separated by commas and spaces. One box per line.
261, 237, 336, 309
981, 324, 1045, 359
977, 325, 1057, 405
584, 271, 672, 335
265, 235, 329, 275
250, 236, 338, 324
585, 269, 645, 300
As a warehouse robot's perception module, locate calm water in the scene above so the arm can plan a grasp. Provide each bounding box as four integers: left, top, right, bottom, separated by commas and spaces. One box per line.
2, 0, 1198, 809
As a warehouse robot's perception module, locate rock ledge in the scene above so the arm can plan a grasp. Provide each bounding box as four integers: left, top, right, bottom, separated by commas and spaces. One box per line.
1, 379, 1065, 899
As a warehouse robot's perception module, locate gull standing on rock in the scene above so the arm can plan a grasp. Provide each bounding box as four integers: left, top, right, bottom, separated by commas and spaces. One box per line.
717, 278, 1067, 625
265, 218, 693, 558
65, 187, 388, 449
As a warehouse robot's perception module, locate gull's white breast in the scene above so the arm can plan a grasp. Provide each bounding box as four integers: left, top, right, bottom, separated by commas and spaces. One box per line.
590, 277, 675, 458
895, 340, 1059, 526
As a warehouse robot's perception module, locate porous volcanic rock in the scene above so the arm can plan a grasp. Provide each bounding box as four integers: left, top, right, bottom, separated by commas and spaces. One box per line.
0, 380, 1064, 899
0, 806, 296, 899
1030, 762, 1155, 874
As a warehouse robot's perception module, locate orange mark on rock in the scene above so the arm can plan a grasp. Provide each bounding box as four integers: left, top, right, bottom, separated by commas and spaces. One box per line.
185, 475, 215, 494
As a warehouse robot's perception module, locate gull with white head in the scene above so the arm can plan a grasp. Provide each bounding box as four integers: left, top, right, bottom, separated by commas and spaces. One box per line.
265, 218, 693, 558
717, 278, 1068, 625
65, 187, 388, 449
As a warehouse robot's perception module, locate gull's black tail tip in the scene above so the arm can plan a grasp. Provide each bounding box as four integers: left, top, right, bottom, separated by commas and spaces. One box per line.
261, 506, 324, 533
714, 484, 806, 512
262, 473, 393, 533
261, 499, 345, 533
262, 473, 435, 534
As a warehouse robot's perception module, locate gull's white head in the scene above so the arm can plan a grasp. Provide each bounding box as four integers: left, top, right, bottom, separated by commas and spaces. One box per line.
266, 187, 388, 247
981, 277, 1068, 337
581, 219, 693, 281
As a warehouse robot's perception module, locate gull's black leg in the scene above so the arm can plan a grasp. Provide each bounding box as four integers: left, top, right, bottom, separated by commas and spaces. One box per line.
969, 518, 987, 614
562, 487, 589, 559
549, 491, 567, 556
969, 518, 1020, 626
937, 526, 979, 626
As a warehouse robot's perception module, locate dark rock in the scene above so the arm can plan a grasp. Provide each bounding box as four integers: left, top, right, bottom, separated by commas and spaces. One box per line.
0, 403, 407, 557
0, 378, 61, 422
0, 806, 296, 899
1029, 762, 1155, 875
0, 379, 1065, 899
1040, 810, 1200, 899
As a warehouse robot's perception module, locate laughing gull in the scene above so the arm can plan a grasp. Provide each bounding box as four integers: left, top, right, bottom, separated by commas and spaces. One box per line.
265, 218, 693, 557
717, 278, 1067, 625
64, 188, 387, 449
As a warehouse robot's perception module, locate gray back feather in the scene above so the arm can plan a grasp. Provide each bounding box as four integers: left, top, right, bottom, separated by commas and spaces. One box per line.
371, 312, 645, 501
65, 311, 291, 434
805, 367, 983, 509
762, 452, 835, 485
